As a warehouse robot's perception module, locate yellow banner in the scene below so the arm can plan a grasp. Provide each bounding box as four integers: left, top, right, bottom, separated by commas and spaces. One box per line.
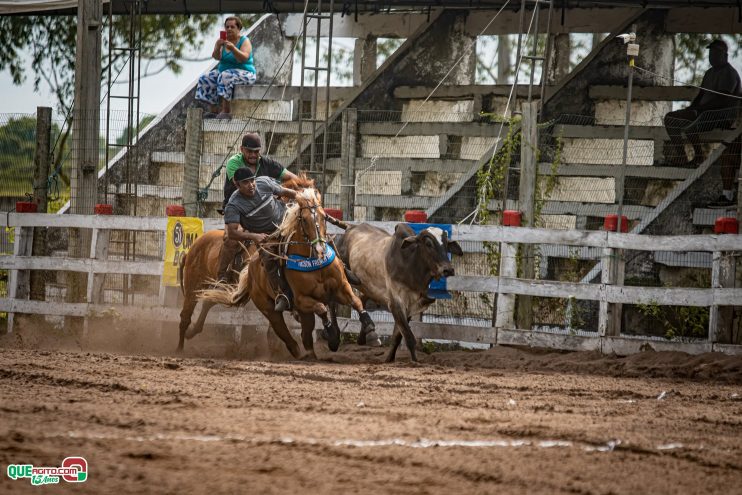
162, 217, 204, 286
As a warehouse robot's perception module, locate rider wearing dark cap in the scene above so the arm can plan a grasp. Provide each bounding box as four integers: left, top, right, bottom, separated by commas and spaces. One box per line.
217, 133, 298, 303
223, 132, 297, 209
222, 166, 297, 311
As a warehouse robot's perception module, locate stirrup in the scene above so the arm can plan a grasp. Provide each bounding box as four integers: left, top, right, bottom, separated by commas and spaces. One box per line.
274, 293, 291, 312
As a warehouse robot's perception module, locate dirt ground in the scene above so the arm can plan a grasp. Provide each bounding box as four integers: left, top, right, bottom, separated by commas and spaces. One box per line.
1, 319, 741, 494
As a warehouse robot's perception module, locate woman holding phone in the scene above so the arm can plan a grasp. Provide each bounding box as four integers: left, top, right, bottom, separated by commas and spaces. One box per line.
195, 16, 256, 119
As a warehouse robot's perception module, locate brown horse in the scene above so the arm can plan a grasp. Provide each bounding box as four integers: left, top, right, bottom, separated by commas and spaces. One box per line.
200, 175, 372, 359
175, 229, 256, 352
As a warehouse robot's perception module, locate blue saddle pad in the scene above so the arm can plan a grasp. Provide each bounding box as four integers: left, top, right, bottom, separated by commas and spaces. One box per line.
286, 245, 336, 272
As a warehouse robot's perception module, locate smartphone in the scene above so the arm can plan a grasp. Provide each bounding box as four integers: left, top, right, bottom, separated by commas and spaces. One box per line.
219, 30, 227, 40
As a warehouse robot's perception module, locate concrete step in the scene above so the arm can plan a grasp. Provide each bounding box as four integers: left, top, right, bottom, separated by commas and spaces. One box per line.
693, 207, 738, 226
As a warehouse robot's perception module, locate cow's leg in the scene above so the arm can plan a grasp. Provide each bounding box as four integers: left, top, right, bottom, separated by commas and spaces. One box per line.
177, 295, 197, 352
185, 300, 216, 340
388, 301, 417, 362
385, 325, 404, 363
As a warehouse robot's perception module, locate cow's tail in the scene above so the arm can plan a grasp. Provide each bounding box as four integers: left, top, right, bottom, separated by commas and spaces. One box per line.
198, 265, 252, 307
178, 252, 187, 296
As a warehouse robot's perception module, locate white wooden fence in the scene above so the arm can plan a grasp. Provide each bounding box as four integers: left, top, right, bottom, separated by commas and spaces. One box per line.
1, 212, 741, 356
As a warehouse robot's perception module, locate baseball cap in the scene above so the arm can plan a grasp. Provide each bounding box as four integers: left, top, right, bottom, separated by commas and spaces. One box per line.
241, 132, 262, 150
707, 39, 728, 53
234, 167, 256, 182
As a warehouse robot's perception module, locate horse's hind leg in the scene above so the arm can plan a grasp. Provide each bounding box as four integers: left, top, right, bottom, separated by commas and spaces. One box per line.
264, 310, 303, 359
178, 296, 197, 352
185, 300, 216, 340
299, 311, 317, 359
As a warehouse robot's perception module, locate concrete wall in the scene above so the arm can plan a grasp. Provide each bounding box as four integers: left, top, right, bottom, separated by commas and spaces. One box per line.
542, 9, 673, 122
351, 10, 476, 113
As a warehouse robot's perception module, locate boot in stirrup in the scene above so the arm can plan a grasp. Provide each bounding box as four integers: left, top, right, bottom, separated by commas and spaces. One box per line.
274, 293, 291, 312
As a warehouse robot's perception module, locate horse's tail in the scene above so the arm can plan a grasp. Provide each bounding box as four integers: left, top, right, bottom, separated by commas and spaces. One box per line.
178, 252, 187, 296
198, 265, 252, 307
232, 265, 252, 305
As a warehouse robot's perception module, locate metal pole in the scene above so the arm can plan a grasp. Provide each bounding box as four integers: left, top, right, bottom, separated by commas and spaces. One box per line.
539, 0, 555, 110
513, 0, 528, 87
616, 54, 635, 234
526, 0, 540, 103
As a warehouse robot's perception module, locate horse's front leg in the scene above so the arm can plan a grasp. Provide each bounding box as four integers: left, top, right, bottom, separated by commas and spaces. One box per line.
295, 295, 341, 352
334, 278, 378, 347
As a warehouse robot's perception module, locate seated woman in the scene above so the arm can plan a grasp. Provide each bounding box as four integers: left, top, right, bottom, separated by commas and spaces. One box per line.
195, 16, 256, 119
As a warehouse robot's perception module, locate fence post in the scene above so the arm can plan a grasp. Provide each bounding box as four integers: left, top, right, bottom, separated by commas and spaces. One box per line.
83, 219, 111, 336
709, 249, 735, 344
495, 240, 517, 329
30, 106, 52, 302
340, 108, 357, 220
517, 101, 538, 330
183, 107, 202, 217
7, 225, 34, 333
598, 246, 624, 337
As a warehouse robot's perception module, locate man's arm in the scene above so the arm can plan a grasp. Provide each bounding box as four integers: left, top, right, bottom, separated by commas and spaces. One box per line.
276, 187, 298, 200
280, 168, 299, 183
226, 222, 268, 243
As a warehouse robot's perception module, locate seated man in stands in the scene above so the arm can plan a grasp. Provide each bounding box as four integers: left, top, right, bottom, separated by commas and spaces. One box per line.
223, 167, 297, 312
663, 39, 741, 170
216, 133, 297, 287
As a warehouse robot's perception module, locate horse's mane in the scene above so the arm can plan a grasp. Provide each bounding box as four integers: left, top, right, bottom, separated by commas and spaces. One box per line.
278, 187, 321, 238
283, 173, 315, 191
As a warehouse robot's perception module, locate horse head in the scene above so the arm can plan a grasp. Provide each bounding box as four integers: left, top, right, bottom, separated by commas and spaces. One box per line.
279, 179, 328, 259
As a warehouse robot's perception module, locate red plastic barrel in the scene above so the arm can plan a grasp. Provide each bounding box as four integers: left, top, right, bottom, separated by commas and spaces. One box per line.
502, 210, 522, 227
604, 214, 629, 233
324, 208, 343, 220
714, 217, 739, 234
404, 210, 428, 223
94, 204, 113, 215
15, 202, 38, 213
166, 205, 186, 217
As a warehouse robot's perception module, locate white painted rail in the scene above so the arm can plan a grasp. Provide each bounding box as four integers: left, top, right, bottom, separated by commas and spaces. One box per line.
1, 213, 740, 356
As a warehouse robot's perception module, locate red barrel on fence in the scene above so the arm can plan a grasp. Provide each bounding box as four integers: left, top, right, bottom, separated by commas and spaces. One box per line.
166, 204, 186, 217
94, 204, 113, 215
714, 217, 739, 235
15, 201, 37, 213
324, 208, 343, 220
604, 214, 629, 233
503, 210, 522, 227
404, 210, 428, 223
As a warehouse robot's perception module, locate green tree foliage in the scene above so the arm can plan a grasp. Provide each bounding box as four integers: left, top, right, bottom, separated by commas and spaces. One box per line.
0, 14, 219, 113
0, 116, 67, 198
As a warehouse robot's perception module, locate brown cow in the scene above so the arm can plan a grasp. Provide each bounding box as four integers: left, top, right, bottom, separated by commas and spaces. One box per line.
332, 223, 463, 362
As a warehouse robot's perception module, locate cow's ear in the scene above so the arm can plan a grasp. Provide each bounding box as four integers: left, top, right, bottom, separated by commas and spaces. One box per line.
401, 236, 418, 249
447, 241, 463, 256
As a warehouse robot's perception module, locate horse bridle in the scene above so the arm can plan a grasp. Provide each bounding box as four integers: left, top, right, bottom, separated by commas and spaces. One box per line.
298, 202, 327, 258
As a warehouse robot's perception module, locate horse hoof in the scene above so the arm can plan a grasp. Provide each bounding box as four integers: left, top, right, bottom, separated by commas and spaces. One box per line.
184, 327, 200, 340
300, 352, 317, 361
365, 331, 382, 347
